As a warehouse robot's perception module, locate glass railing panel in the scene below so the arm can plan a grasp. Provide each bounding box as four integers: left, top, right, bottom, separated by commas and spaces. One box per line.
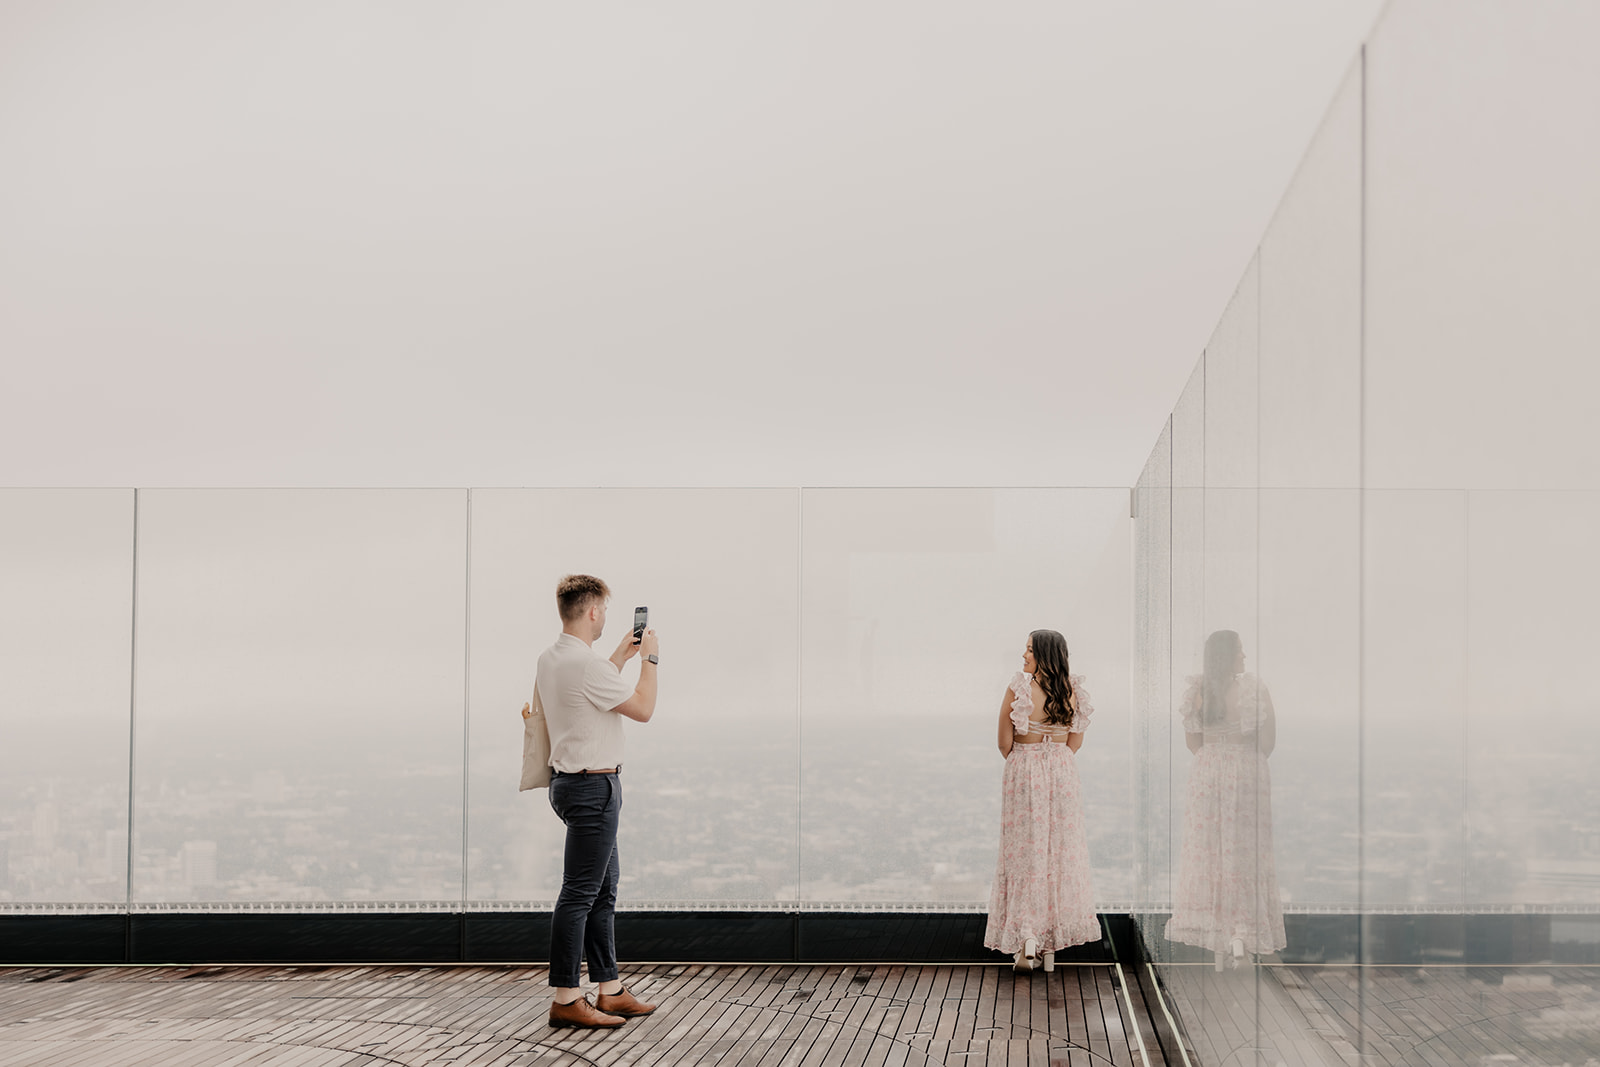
1258, 61, 1362, 494
1172, 359, 1205, 492
0, 490, 135, 906
464, 488, 800, 906
1202, 258, 1259, 492
1163, 249, 1265, 1059
798, 488, 1131, 907
1249, 55, 1365, 1060
1353, 7, 1600, 1050
1171, 484, 1263, 1061
1155, 359, 1206, 976
1257, 489, 1361, 1067
1363, 0, 1600, 493
1141, 1, 1600, 1057
129, 490, 468, 904
1258, 490, 1360, 918
1162, 483, 1204, 963
1464, 491, 1600, 911
1361, 489, 1467, 915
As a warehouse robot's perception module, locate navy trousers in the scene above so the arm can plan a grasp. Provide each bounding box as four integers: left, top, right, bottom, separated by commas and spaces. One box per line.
547, 771, 621, 987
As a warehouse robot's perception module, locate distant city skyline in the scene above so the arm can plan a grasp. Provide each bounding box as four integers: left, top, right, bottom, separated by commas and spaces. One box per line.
5, 708, 1596, 918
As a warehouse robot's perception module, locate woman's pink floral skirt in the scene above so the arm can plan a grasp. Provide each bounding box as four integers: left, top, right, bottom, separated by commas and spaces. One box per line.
1164, 744, 1287, 955
984, 742, 1100, 954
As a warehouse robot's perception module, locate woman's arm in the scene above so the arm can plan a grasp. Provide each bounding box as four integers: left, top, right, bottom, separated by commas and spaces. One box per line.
997, 686, 1015, 758
1256, 684, 1276, 757
1064, 691, 1086, 752
1183, 686, 1204, 753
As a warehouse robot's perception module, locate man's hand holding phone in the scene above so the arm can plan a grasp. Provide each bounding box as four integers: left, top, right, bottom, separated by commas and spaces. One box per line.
613, 629, 642, 663
638, 628, 659, 660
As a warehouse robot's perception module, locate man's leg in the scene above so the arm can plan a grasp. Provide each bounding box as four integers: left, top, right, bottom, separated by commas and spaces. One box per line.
548, 775, 620, 1000
586, 840, 621, 994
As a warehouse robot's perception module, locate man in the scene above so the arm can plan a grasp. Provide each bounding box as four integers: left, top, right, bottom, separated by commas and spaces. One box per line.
533, 574, 660, 1030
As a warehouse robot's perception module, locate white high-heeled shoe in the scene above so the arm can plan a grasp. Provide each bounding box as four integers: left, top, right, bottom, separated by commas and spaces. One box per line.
1042, 950, 1056, 972
1013, 937, 1040, 974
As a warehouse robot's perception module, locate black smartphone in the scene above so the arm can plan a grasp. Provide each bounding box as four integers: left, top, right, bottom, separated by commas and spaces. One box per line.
633, 606, 648, 644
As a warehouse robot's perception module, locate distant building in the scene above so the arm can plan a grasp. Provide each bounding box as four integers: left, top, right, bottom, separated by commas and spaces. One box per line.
252, 771, 287, 806
32, 802, 58, 855
182, 840, 218, 893
1524, 860, 1600, 896
105, 830, 128, 883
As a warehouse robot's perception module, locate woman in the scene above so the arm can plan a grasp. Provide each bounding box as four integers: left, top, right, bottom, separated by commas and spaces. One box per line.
1164, 629, 1287, 969
984, 629, 1099, 973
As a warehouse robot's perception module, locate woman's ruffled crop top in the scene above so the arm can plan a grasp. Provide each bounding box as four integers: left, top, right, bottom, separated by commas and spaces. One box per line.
1180, 672, 1272, 737
1009, 670, 1094, 737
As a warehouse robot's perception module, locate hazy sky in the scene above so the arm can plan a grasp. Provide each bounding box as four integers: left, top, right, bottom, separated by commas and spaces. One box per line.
0, 0, 1384, 489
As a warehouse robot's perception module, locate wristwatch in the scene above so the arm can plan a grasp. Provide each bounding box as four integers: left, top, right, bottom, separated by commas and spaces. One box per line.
645, 653, 659, 665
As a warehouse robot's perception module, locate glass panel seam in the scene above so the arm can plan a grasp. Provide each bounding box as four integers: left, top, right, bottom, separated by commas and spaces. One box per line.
125, 489, 140, 929
1357, 39, 1368, 1059
462, 489, 472, 910
795, 489, 804, 914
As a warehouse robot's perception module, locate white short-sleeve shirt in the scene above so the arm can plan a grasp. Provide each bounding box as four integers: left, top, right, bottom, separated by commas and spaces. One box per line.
536, 633, 635, 772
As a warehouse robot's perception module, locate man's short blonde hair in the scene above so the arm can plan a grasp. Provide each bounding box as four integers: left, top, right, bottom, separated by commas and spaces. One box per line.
556, 574, 610, 623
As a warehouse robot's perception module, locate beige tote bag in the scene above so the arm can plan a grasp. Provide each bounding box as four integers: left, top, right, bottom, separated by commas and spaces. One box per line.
519, 683, 552, 791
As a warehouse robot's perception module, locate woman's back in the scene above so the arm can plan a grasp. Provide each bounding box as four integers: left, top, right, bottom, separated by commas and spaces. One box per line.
1182, 672, 1271, 747
1009, 670, 1093, 743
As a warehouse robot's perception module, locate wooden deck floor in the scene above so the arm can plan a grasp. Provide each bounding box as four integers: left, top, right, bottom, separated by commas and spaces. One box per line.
0, 963, 1165, 1067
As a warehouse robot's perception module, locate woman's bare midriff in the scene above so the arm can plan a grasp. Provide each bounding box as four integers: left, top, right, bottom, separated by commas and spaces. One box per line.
1013, 731, 1072, 745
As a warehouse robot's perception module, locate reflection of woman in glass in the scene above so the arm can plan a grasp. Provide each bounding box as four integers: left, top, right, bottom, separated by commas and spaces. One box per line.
1165, 629, 1287, 969
984, 629, 1099, 973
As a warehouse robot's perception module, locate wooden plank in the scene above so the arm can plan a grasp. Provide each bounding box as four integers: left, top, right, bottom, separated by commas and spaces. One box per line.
1042, 971, 1069, 1059
1029, 966, 1051, 1041
622, 977, 736, 1067
675, 1001, 759, 1067
705, 1005, 785, 1067
749, 967, 801, 1011
980, 969, 1013, 1042
722, 965, 769, 1008
751, 1011, 826, 1067
1074, 966, 1110, 1063
1056, 968, 1086, 1052
1007, 971, 1033, 1039
887, 966, 933, 1045
956, 965, 989, 1043
791, 1019, 850, 1067
824, 965, 869, 1005
933, 972, 970, 1043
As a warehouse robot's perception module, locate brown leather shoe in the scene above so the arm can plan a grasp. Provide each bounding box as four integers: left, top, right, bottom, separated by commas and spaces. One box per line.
595, 986, 657, 1018
549, 995, 626, 1029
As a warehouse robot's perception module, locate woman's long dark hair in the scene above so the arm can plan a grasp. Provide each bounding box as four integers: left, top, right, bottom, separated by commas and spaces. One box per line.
1029, 629, 1077, 727
1201, 629, 1243, 728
